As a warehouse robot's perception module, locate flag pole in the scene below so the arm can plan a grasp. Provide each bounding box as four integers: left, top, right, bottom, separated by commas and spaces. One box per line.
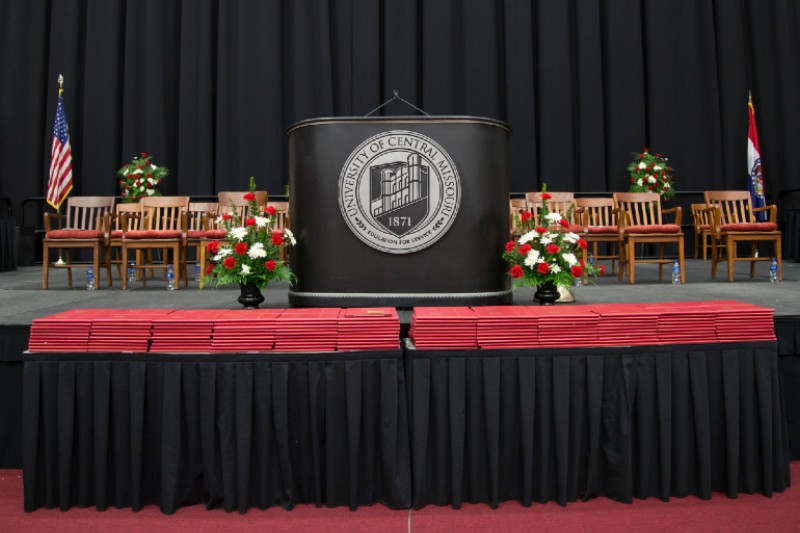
54, 74, 65, 265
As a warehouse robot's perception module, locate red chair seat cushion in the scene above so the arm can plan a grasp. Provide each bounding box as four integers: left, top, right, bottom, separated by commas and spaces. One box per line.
124, 230, 183, 239
46, 229, 104, 239
203, 229, 228, 239
566, 224, 584, 233
699, 224, 711, 231
187, 230, 205, 239
110, 230, 123, 239
623, 224, 681, 235
587, 225, 618, 234
720, 222, 778, 232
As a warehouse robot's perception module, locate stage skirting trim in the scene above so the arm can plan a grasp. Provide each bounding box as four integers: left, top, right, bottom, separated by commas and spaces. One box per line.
405, 341, 790, 509
21, 341, 790, 513
22, 351, 411, 514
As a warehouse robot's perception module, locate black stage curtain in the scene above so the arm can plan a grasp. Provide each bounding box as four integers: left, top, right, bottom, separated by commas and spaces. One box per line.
405, 342, 790, 509
0, 326, 31, 469
22, 352, 411, 514
2, 1, 800, 209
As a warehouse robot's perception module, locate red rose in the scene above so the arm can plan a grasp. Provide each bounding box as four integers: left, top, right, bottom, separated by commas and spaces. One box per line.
537, 262, 550, 274
535, 226, 547, 234
272, 233, 284, 245
510, 265, 524, 279
518, 244, 532, 255
221, 213, 233, 221
205, 264, 214, 275
223, 257, 236, 269
571, 265, 583, 277
630, 178, 635, 184
146, 173, 152, 178
265, 260, 277, 271
146, 182, 153, 188
206, 240, 220, 253
578, 238, 588, 250
234, 242, 247, 255
656, 153, 662, 158
546, 243, 560, 255
137, 165, 142, 169
141, 152, 147, 158
243, 192, 256, 202
647, 185, 653, 190
559, 218, 570, 228
505, 241, 516, 252
580, 259, 586, 268
266, 205, 277, 216
245, 217, 256, 226
599, 265, 606, 275
520, 211, 533, 222
644, 147, 649, 152
542, 193, 552, 200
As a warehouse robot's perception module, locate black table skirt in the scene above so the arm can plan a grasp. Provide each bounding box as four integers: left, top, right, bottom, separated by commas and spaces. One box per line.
22, 352, 411, 513
405, 342, 790, 509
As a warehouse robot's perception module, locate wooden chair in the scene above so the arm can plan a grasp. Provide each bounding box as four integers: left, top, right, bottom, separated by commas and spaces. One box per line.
42, 196, 115, 289
121, 196, 189, 290
107, 203, 144, 281
187, 202, 219, 282
690, 203, 713, 260
267, 201, 290, 263
575, 197, 618, 274
525, 192, 584, 232
509, 198, 529, 241
704, 190, 782, 282
613, 192, 684, 284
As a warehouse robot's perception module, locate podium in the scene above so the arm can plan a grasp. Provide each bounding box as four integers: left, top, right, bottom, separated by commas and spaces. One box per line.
287, 116, 511, 307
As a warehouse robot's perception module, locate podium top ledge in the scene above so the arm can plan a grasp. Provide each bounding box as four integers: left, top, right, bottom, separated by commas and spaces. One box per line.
286, 115, 511, 135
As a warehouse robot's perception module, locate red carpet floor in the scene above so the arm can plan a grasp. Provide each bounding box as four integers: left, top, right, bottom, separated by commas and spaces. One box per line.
2, 464, 798, 532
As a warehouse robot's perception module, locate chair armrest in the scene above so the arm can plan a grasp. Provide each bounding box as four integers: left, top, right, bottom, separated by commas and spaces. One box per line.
663, 206, 682, 226
615, 209, 631, 237
43, 213, 64, 233
753, 205, 777, 223
119, 212, 143, 233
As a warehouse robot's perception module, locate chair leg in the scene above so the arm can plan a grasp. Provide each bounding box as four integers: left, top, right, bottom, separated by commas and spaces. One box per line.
93, 243, 101, 290
199, 242, 206, 289
726, 236, 736, 282
65, 250, 72, 288
104, 246, 113, 287
42, 243, 49, 289
627, 239, 636, 284
678, 236, 685, 284
693, 233, 698, 259
657, 244, 664, 282
750, 243, 757, 279
776, 236, 783, 281
121, 244, 129, 290
173, 244, 181, 290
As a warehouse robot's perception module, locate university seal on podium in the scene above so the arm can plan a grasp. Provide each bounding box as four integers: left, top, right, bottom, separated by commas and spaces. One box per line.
338, 130, 461, 254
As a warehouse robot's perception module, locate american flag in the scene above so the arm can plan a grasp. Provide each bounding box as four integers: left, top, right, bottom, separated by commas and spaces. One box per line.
47, 87, 73, 211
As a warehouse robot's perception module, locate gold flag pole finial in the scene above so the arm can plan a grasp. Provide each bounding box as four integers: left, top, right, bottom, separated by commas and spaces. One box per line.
57, 74, 64, 95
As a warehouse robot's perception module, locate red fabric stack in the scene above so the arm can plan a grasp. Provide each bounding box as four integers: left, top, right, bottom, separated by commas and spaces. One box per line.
28, 309, 96, 352
88, 309, 174, 353
211, 309, 285, 352
337, 308, 400, 351
150, 309, 228, 353
273, 308, 341, 352
410, 307, 478, 349
472, 306, 538, 349
527, 305, 600, 347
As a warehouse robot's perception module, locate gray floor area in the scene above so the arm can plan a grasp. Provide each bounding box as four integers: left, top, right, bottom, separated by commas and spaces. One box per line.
2, 258, 799, 325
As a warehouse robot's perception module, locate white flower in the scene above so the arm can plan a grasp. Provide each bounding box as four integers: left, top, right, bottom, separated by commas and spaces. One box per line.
254, 216, 269, 228
132, 169, 143, 175
240, 264, 251, 275
539, 234, 553, 245
638, 162, 647, 170
247, 243, 267, 259
147, 177, 154, 184
562, 252, 578, 266
523, 250, 541, 267
229, 227, 247, 241
284, 228, 297, 245
151, 164, 157, 170
123, 168, 129, 175
663, 183, 671, 189
146, 189, 155, 196
519, 231, 536, 244
636, 178, 643, 186
544, 212, 562, 224
653, 165, 662, 171
648, 175, 657, 184
139, 186, 145, 192
562, 232, 579, 244
213, 248, 232, 262
550, 264, 562, 274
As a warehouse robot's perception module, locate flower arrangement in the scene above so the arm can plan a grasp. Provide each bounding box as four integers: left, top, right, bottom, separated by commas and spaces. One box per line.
503, 185, 602, 288
117, 152, 168, 203
627, 148, 675, 200
203, 177, 296, 290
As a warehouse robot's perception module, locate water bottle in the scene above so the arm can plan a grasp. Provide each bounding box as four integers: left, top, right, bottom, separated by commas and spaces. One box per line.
587, 253, 595, 277
574, 272, 583, 287
194, 262, 201, 281
671, 259, 680, 284
769, 258, 779, 283
166, 264, 175, 290
86, 266, 96, 291
127, 261, 136, 283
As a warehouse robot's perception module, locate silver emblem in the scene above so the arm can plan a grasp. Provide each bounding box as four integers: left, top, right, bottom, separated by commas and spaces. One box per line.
338, 130, 461, 254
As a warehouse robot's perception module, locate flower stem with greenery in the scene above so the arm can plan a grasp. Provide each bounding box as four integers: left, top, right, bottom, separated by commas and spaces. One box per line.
203, 177, 296, 291
117, 152, 168, 203
627, 148, 675, 201
503, 184, 601, 288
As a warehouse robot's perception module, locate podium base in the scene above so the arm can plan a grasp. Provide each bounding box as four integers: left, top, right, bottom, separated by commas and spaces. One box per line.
288, 289, 512, 308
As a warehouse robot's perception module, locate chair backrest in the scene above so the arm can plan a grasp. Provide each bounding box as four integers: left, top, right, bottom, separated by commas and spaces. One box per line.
63, 196, 115, 230
690, 203, 711, 230
267, 201, 290, 230
217, 191, 268, 220
188, 202, 219, 231
141, 196, 190, 230
703, 190, 754, 224
114, 202, 143, 231
509, 198, 529, 237
612, 192, 664, 226
574, 197, 616, 227
525, 192, 577, 225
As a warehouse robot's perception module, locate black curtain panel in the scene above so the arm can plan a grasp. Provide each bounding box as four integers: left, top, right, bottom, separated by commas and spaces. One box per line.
2, 0, 800, 209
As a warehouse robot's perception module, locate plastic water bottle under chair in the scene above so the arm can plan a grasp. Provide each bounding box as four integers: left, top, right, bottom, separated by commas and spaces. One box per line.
671, 259, 680, 284
166, 265, 175, 290
86, 266, 96, 291
770, 258, 779, 283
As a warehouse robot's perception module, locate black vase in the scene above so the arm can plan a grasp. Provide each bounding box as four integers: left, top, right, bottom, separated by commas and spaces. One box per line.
238, 282, 265, 309
534, 281, 560, 306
